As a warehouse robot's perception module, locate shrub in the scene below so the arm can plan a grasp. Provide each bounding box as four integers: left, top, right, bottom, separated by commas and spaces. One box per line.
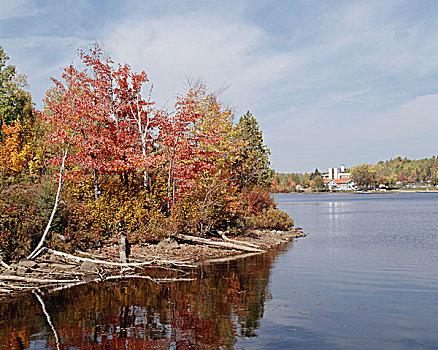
0, 179, 57, 261
245, 208, 294, 231
63, 177, 171, 246
236, 186, 275, 216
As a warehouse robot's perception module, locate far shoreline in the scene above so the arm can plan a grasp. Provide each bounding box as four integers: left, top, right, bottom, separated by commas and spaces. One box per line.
272, 189, 438, 194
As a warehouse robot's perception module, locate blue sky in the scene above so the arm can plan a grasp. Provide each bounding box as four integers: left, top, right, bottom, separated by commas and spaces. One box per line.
1, 0, 437, 172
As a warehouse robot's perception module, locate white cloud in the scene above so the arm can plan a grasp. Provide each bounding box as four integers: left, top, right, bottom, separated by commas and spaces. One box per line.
103, 14, 303, 111
0, 0, 40, 20
353, 94, 438, 139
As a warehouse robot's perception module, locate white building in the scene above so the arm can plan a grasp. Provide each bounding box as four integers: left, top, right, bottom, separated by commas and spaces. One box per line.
323, 164, 351, 180
323, 178, 356, 191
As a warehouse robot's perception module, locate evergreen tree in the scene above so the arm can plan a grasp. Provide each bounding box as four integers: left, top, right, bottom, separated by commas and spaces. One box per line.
236, 111, 272, 189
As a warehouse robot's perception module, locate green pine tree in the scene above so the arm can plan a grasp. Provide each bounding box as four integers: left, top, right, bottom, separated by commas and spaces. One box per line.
236, 111, 272, 189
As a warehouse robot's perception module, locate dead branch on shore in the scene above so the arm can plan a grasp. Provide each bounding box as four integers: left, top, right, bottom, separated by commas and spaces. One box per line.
217, 231, 262, 249
175, 234, 265, 253
0, 275, 80, 283
197, 252, 261, 265
0, 282, 36, 290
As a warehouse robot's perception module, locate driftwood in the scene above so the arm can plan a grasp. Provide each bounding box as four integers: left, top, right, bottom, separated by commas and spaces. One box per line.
0, 275, 80, 283
0, 282, 36, 290
43, 248, 195, 268
198, 252, 260, 265
175, 234, 265, 253
223, 237, 261, 249
217, 231, 262, 249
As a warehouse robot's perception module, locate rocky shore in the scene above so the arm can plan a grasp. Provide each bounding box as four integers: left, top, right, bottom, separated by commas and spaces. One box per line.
0, 227, 307, 298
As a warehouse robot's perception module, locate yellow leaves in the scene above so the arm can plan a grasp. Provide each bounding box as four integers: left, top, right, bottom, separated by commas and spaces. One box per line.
0, 119, 32, 179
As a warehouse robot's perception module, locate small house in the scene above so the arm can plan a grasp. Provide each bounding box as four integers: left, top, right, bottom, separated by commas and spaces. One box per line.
323, 178, 356, 191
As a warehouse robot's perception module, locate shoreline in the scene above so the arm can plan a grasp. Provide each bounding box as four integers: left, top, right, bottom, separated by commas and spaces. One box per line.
0, 228, 307, 298
272, 189, 438, 194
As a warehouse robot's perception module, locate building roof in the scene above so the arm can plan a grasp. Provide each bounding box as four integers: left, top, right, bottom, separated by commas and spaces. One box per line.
323, 178, 354, 184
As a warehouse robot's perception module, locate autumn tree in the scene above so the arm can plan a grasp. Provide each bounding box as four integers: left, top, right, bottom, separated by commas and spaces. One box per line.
189, 90, 241, 233
43, 44, 162, 200
351, 164, 376, 188
0, 45, 38, 182
311, 175, 324, 191
0, 119, 32, 181
0, 46, 33, 134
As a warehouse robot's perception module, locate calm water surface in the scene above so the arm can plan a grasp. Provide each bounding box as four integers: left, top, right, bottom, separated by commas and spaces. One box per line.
1, 193, 437, 349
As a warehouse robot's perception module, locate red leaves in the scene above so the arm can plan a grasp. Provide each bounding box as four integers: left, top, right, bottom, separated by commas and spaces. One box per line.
42, 43, 161, 186
41, 42, 241, 227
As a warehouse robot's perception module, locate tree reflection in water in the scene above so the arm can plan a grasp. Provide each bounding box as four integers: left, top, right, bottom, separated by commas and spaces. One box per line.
0, 247, 288, 349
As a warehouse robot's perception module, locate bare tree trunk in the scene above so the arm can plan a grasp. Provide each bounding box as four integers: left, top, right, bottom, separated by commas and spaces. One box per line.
167, 160, 173, 215
93, 168, 99, 200
143, 169, 149, 193
28, 138, 73, 260
129, 89, 153, 194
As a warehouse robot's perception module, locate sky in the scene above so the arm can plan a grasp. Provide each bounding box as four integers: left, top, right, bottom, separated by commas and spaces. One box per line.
1, 0, 437, 173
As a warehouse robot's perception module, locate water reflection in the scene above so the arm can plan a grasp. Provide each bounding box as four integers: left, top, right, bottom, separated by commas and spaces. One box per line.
326, 201, 347, 235
0, 248, 287, 349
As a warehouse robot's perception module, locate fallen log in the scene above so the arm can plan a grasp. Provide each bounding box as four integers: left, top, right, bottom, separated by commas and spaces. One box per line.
175, 234, 265, 253
218, 233, 262, 249
198, 252, 260, 265
0, 275, 80, 283
42, 248, 195, 268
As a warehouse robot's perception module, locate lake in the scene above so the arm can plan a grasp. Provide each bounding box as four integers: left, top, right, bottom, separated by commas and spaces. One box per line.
1, 192, 437, 349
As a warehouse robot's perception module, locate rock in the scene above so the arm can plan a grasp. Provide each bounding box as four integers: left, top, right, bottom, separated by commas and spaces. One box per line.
157, 238, 179, 250
15, 266, 31, 276
1, 269, 16, 276
50, 263, 74, 270
80, 261, 99, 273
18, 259, 38, 269
81, 274, 96, 282
49, 254, 60, 262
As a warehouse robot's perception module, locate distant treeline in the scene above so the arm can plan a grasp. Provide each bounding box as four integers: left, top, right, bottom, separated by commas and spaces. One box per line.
271, 169, 324, 193
271, 156, 438, 192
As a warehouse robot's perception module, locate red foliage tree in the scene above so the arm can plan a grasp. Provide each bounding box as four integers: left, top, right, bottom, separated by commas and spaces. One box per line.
43, 43, 161, 198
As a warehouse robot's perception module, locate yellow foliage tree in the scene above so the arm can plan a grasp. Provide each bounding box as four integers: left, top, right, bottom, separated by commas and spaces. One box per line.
0, 119, 32, 180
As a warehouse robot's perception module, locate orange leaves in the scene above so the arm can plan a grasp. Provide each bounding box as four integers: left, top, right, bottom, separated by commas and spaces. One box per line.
0, 119, 32, 179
